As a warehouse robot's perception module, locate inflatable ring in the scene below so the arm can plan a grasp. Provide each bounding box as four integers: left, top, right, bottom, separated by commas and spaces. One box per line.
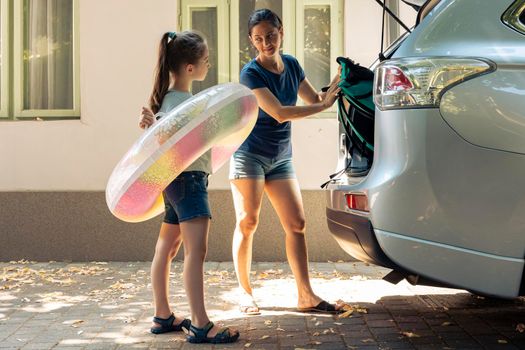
106, 83, 258, 222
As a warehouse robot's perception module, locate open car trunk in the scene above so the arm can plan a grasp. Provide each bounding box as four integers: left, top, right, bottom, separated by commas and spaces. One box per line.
336, 0, 427, 178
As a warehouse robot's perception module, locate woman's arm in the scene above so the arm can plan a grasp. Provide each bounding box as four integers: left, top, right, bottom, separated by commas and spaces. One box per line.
253, 81, 340, 123
298, 73, 341, 105
298, 78, 322, 105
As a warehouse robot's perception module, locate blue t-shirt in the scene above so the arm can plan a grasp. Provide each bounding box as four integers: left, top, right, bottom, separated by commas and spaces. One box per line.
239, 54, 305, 159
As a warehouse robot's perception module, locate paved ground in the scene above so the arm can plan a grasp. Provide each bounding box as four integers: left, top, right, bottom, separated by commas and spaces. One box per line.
1, 261, 525, 350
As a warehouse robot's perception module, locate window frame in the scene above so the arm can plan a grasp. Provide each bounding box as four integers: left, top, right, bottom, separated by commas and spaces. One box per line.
11, 0, 80, 120
0, 0, 9, 118
295, 0, 343, 117
179, 0, 230, 85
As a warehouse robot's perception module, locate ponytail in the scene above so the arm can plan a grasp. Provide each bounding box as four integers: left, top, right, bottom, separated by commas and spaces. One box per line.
148, 31, 207, 114
149, 33, 171, 114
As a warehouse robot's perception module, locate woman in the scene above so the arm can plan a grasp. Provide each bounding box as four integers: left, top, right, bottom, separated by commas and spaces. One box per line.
230, 8, 342, 315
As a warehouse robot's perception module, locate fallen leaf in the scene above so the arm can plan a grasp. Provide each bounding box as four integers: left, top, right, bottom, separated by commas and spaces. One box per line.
260, 335, 270, 339
264, 320, 272, 325
63, 319, 84, 327
338, 309, 354, 318
401, 331, 420, 338
441, 321, 451, 326
244, 343, 251, 348
498, 339, 508, 344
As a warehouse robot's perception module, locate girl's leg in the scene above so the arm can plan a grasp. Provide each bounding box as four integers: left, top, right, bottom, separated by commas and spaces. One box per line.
151, 222, 185, 328
230, 179, 265, 312
264, 178, 335, 309
181, 216, 238, 340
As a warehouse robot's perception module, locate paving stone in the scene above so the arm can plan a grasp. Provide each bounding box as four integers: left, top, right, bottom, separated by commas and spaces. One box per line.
1, 261, 525, 349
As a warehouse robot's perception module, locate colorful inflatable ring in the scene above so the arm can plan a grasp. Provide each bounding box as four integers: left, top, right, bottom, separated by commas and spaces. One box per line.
106, 83, 258, 222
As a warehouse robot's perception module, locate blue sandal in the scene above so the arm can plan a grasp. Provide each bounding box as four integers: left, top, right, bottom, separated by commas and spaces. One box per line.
150, 313, 191, 334
187, 321, 240, 344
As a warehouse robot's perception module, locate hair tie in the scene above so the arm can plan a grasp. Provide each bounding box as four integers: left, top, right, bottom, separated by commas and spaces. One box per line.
168, 31, 177, 40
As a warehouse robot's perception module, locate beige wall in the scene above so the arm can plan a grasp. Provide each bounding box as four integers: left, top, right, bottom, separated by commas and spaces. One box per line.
0, 191, 350, 262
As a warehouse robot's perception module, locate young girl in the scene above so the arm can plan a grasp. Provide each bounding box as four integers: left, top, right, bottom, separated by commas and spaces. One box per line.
230, 9, 342, 315
139, 30, 239, 344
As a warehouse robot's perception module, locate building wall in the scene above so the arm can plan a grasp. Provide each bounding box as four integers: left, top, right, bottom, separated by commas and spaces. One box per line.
0, 0, 416, 261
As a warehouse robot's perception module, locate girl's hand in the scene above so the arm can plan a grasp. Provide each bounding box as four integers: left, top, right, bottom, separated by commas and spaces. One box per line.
139, 106, 155, 129
321, 81, 341, 108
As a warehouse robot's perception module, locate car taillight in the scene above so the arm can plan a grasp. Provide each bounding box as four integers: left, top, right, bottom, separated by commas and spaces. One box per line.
345, 193, 369, 212
374, 57, 495, 110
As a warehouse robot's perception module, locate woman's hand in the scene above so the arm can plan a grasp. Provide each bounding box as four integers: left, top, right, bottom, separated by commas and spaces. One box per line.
139, 106, 155, 129
319, 71, 341, 101
321, 80, 341, 108
330, 68, 342, 86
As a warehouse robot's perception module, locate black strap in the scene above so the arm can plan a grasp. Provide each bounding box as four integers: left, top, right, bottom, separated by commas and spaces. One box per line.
374, 0, 411, 33
337, 96, 374, 154
380, 0, 386, 58
375, 0, 411, 61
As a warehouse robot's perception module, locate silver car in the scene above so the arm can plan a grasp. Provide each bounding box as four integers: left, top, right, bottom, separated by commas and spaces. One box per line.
326, 0, 525, 298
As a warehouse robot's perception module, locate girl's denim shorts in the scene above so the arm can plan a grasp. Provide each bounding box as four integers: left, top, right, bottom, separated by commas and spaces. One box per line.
229, 150, 296, 180
162, 171, 211, 225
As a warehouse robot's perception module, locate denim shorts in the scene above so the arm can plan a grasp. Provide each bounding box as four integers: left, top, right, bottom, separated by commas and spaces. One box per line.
162, 171, 211, 224
229, 150, 296, 180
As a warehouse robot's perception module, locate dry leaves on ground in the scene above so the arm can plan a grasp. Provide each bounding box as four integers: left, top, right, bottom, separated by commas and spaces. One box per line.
336, 299, 368, 318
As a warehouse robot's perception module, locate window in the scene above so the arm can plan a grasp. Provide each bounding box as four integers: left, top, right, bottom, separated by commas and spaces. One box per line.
0, 0, 80, 120
180, 0, 344, 118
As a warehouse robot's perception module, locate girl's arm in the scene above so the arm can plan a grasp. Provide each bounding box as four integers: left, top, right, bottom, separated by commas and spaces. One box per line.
252, 81, 340, 123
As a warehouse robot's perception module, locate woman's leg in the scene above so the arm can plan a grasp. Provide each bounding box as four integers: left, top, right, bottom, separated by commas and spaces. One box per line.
264, 178, 331, 309
151, 222, 185, 328
230, 179, 265, 311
